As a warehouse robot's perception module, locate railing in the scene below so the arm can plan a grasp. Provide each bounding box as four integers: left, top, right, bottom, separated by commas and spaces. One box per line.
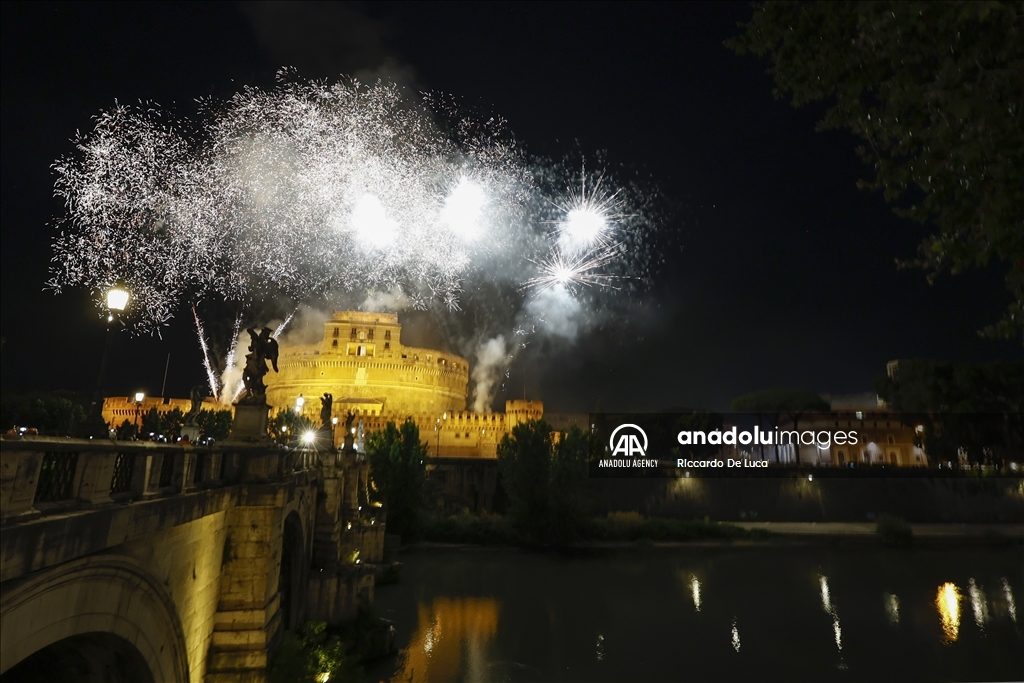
1, 436, 324, 524
34, 452, 79, 503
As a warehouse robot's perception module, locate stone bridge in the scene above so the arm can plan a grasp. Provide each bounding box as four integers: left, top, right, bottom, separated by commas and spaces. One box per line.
0, 434, 385, 682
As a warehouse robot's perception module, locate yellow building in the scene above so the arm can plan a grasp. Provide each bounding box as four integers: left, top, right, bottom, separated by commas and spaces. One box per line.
266, 311, 469, 418
267, 311, 543, 458
102, 395, 223, 430
105, 311, 543, 459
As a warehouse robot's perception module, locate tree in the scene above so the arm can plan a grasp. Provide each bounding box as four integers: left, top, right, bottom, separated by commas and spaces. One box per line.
197, 409, 233, 441
497, 420, 553, 543
366, 419, 429, 538
548, 426, 592, 544
875, 359, 1023, 461
731, 389, 831, 463
729, 2, 1024, 339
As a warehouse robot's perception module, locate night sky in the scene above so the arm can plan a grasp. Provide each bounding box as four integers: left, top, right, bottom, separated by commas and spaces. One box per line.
1, 1, 1017, 412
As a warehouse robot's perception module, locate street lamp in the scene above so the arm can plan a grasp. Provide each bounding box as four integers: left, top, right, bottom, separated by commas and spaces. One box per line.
295, 395, 305, 415
87, 285, 130, 437
332, 416, 339, 449
134, 392, 145, 431
435, 411, 447, 457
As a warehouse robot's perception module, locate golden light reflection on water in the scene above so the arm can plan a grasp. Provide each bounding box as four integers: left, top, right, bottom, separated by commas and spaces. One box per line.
936, 582, 962, 644
690, 575, 701, 612
391, 597, 500, 683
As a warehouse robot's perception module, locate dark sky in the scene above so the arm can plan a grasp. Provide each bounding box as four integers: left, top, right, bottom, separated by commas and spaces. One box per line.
1, 1, 1017, 412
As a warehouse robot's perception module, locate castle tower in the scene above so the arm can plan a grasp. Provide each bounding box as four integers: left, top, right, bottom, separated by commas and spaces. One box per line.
265, 311, 470, 419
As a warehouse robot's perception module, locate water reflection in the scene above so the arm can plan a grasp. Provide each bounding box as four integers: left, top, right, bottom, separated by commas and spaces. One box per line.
936, 582, 962, 644
819, 575, 842, 652
372, 549, 1024, 683
968, 578, 989, 630
884, 593, 900, 625
1001, 577, 1017, 622
391, 596, 500, 683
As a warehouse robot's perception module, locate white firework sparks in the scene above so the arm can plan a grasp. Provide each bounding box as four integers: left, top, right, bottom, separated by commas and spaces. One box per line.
48, 72, 659, 397
522, 245, 622, 294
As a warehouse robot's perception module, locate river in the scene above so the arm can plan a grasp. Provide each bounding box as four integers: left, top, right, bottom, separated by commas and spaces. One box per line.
369, 544, 1023, 682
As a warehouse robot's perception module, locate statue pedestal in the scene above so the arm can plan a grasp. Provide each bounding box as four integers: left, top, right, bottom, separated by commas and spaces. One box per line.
180, 425, 201, 442
229, 402, 271, 443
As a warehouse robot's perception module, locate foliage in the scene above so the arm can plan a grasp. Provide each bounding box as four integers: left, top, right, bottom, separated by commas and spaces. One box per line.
366, 419, 429, 539
876, 513, 913, 547
268, 621, 361, 683
270, 409, 318, 446
115, 419, 137, 441
874, 359, 1024, 461
196, 408, 233, 441
729, 2, 1024, 338
496, 420, 594, 545
497, 420, 554, 542
420, 511, 518, 544
0, 393, 87, 435
548, 426, 593, 544
139, 407, 185, 439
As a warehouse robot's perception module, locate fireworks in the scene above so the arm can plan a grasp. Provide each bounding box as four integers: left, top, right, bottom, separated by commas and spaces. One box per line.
49, 71, 660, 404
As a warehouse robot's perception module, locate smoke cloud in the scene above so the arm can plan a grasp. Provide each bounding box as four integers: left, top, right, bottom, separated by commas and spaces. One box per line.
471, 335, 511, 413
361, 288, 408, 312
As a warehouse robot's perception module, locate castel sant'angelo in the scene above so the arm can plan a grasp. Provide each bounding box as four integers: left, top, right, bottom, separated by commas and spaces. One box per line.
105, 310, 544, 459
267, 311, 543, 457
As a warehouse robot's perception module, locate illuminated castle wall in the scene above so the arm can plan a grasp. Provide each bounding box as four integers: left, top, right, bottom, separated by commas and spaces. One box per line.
266, 311, 544, 461
265, 311, 471, 417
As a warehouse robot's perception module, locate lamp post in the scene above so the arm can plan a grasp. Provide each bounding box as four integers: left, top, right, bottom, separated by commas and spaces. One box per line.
134, 392, 145, 432
435, 411, 447, 457
332, 416, 339, 449
86, 286, 130, 437
295, 395, 305, 415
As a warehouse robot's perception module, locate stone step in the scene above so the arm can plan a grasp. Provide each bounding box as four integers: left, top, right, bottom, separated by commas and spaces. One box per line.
211, 629, 267, 648
206, 648, 268, 671
204, 670, 267, 683
213, 609, 265, 631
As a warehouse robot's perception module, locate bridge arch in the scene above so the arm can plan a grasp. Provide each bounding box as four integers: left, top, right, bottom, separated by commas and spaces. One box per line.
0, 556, 189, 682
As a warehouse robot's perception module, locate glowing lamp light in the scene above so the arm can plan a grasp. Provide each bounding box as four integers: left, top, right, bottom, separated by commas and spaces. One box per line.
332, 416, 339, 425
441, 178, 486, 240
302, 431, 316, 445
351, 194, 397, 249
107, 287, 129, 312
134, 392, 145, 403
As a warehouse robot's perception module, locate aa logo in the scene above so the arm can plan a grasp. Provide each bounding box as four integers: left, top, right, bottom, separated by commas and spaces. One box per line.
609, 424, 648, 457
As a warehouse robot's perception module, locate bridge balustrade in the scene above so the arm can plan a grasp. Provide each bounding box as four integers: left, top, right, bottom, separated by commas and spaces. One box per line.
0, 436, 323, 525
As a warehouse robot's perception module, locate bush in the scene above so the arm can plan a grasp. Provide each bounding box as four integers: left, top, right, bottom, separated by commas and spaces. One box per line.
420, 511, 517, 545
268, 621, 361, 683
876, 514, 913, 546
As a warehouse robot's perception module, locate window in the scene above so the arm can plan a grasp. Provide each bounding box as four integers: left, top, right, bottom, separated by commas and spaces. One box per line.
357, 345, 366, 356
350, 327, 357, 340
333, 327, 339, 338
887, 435, 895, 445
368, 329, 374, 340
385, 330, 391, 340
837, 450, 846, 463
332, 339, 338, 347
384, 342, 390, 350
